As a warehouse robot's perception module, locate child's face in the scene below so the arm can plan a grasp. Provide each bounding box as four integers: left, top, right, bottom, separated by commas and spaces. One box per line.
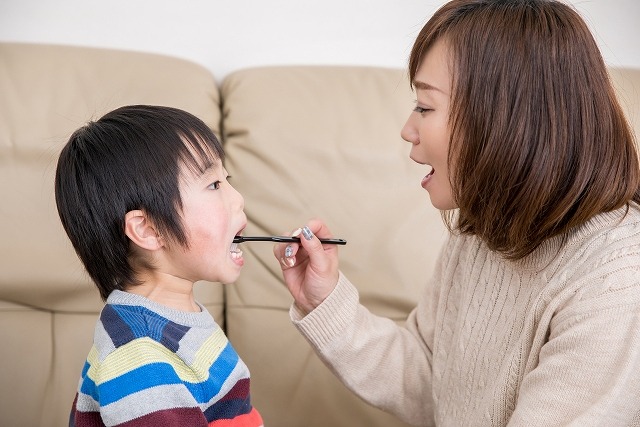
164, 159, 246, 285
401, 38, 456, 210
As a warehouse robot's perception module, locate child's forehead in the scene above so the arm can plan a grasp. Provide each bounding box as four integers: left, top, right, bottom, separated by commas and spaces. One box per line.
180, 156, 223, 176
178, 132, 224, 174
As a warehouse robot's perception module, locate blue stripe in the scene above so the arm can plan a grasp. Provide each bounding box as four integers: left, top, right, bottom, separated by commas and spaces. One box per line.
160, 322, 191, 352
102, 304, 192, 351
204, 397, 253, 421
87, 341, 240, 405
111, 304, 170, 342
80, 360, 91, 378
79, 370, 99, 400
100, 305, 135, 347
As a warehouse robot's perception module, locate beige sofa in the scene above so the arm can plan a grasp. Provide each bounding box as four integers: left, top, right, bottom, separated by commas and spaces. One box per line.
0, 42, 638, 427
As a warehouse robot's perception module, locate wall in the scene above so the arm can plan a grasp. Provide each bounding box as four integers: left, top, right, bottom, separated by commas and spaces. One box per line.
0, 0, 638, 81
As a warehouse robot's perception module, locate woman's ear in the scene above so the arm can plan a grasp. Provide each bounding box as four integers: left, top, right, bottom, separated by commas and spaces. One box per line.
124, 210, 164, 251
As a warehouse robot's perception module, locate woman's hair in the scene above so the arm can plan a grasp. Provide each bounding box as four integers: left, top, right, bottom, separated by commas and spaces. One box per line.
55, 105, 224, 300
409, 0, 640, 259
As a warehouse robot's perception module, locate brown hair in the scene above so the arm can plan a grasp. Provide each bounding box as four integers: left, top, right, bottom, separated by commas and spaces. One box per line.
410, 0, 640, 259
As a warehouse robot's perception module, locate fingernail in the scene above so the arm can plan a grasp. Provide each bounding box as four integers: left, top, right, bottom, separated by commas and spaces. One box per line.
280, 257, 295, 268
291, 228, 302, 237
302, 226, 313, 241
285, 245, 293, 258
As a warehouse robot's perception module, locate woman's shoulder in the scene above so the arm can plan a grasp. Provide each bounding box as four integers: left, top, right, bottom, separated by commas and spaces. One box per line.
570, 204, 640, 262
555, 205, 640, 305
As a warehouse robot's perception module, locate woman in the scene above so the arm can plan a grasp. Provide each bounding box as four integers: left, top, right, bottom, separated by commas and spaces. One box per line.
274, 0, 640, 425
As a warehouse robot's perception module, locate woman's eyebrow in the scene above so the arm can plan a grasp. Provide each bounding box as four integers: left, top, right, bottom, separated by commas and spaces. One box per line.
413, 80, 446, 94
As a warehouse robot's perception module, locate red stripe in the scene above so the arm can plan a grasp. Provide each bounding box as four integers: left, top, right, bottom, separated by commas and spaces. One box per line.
207, 408, 264, 427
219, 378, 250, 402
71, 393, 105, 427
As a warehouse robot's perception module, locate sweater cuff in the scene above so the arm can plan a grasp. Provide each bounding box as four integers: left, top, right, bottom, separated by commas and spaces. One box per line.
289, 271, 360, 350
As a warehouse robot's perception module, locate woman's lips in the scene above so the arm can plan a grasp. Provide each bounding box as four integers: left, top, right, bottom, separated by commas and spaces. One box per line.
421, 167, 435, 189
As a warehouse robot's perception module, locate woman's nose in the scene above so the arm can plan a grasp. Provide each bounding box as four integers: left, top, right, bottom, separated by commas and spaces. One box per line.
401, 116, 418, 145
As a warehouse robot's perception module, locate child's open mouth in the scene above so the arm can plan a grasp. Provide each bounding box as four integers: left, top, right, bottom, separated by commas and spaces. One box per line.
230, 242, 244, 266
230, 226, 244, 264
230, 243, 242, 258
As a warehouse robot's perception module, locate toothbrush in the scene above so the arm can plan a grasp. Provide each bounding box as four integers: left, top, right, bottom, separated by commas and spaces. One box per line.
233, 236, 347, 245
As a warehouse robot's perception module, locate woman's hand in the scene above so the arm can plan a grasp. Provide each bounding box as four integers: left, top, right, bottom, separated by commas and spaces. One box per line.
273, 219, 340, 315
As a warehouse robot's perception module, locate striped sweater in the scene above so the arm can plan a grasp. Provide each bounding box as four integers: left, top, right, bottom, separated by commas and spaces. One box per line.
70, 290, 263, 427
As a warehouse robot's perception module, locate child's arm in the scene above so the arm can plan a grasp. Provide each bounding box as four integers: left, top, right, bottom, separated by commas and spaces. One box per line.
70, 338, 207, 427
71, 340, 211, 427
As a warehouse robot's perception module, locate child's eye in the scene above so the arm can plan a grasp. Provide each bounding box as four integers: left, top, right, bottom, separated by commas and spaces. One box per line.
208, 181, 221, 190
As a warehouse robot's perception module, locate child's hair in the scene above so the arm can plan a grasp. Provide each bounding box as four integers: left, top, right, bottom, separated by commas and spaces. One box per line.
55, 105, 224, 300
409, 0, 640, 259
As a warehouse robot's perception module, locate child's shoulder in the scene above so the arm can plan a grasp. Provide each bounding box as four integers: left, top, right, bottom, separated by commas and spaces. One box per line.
95, 290, 221, 355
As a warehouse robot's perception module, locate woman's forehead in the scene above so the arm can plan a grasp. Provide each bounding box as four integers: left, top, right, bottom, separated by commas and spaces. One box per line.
414, 39, 452, 95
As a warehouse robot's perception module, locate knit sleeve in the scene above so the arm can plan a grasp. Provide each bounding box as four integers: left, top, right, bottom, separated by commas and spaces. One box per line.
508, 268, 640, 425
291, 270, 440, 427
72, 338, 210, 427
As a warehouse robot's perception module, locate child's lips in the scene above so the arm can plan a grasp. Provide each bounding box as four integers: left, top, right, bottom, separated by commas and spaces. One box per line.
229, 242, 244, 265
230, 225, 246, 263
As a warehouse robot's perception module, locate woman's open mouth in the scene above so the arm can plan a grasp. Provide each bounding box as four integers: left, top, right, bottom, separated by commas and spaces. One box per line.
421, 166, 435, 189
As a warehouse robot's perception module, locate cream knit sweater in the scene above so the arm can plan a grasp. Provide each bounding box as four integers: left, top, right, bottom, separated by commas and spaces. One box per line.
291, 205, 640, 426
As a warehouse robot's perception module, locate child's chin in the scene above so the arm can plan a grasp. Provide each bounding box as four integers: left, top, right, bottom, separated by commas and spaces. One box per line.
221, 268, 243, 284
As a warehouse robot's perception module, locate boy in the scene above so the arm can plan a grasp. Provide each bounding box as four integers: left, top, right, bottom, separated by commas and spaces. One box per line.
55, 105, 263, 427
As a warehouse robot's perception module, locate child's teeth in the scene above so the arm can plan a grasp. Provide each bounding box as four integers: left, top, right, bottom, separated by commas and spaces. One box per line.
230, 243, 242, 259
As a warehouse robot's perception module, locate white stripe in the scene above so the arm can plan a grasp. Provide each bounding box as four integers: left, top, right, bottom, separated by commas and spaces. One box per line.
100, 384, 199, 425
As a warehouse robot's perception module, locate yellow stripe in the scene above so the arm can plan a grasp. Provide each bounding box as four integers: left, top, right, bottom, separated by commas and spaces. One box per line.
192, 329, 229, 378
86, 328, 229, 385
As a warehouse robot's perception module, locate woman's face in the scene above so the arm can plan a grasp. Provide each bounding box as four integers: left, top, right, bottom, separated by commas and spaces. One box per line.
401, 39, 456, 210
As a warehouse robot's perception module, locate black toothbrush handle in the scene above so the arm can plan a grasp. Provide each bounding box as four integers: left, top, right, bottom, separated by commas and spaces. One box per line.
233, 236, 346, 245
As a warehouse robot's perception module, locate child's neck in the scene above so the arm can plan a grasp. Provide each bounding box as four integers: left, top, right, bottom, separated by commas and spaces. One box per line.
126, 272, 200, 313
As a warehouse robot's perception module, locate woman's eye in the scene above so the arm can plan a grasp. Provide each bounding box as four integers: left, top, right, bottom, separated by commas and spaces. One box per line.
208, 181, 221, 190
413, 106, 432, 114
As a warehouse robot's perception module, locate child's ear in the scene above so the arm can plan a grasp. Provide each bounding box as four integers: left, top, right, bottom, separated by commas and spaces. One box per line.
124, 210, 164, 251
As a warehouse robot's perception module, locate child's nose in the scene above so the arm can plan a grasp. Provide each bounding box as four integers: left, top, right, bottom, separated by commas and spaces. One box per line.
234, 187, 245, 211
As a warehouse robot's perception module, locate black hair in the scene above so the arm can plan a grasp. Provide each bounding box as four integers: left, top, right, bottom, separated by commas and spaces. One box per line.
55, 105, 224, 300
